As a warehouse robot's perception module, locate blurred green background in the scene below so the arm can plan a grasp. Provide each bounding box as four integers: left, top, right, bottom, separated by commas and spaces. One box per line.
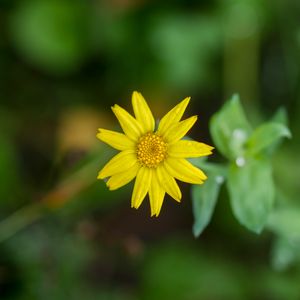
1, 0, 300, 299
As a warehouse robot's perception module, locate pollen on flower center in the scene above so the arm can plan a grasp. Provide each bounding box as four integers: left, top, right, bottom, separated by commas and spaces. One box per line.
136, 132, 167, 168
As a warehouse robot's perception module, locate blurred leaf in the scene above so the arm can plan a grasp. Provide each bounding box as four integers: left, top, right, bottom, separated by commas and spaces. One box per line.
210, 94, 252, 160
227, 157, 274, 233
267, 208, 300, 242
10, 0, 90, 74
6, 226, 95, 300
141, 240, 246, 300
149, 14, 221, 91
271, 107, 289, 126
271, 147, 300, 203
192, 163, 226, 237
246, 122, 291, 156
271, 237, 300, 271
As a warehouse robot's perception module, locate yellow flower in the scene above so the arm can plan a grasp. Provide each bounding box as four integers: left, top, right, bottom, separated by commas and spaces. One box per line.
97, 91, 213, 216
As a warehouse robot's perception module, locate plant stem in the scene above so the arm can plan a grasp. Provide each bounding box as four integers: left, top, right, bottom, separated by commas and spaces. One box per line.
0, 203, 42, 243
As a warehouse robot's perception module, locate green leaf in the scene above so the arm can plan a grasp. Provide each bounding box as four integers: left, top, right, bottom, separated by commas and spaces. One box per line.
227, 158, 274, 233
271, 237, 300, 271
210, 94, 252, 160
271, 107, 288, 126
269, 208, 300, 269
246, 122, 291, 156
267, 208, 300, 242
192, 164, 226, 237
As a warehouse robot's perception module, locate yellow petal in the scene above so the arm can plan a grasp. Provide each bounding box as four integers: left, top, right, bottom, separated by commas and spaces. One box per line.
149, 170, 165, 217
132, 91, 155, 133
131, 167, 152, 209
156, 165, 181, 202
163, 116, 197, 144
158, 97, 190, 134
106, 163, 140, 190
111, 104, 143, 141
98, 150, 136, 179
97, 128, 135, 151
165, 158, 207, 184
168, 140, 214, 158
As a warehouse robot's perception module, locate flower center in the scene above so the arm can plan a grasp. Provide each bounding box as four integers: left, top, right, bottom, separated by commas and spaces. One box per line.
136, 132, 167, 168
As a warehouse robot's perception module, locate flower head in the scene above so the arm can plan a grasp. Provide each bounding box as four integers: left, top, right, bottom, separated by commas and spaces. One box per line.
97, 92, 213, 216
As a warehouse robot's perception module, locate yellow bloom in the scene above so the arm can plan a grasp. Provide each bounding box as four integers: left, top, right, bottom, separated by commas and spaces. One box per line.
97, 91, 213, 216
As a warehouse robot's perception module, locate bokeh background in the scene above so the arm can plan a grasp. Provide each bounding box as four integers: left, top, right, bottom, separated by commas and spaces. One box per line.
1, 0, 300, 299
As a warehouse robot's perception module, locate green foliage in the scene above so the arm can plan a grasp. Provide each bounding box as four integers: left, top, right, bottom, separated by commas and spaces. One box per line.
192, 95, 291, 235
10, 0, 90, 74
210, 94, 252, 160
271, 237, 300, 271
192, 163, 226, 237
267, 208, 300, 243
271, 107, 289, 126
268, 208, 300, 270
141, 241, 246, 299
246, 122, 291, 156
149, 14, 221, 91
5, 227, 95, 300
141, 239, 300, 300
227, 157, 274, 233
